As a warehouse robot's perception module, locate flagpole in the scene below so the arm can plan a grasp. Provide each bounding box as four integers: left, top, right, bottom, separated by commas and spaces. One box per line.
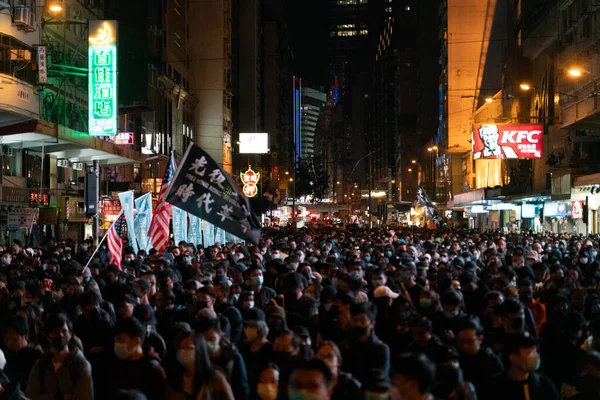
83, 210, 122, 271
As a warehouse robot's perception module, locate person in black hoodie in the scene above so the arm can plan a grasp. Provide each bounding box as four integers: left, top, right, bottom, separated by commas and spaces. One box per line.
317, 341, 361, 400
214, 281, 244, 344
456, 317, 503, 398
2, 316, 43, 390
198, 318, 249, 400
108, 317, 167, 400
339, 302, 390, 386
486, 332, 558, 400
408, 316, 445, 361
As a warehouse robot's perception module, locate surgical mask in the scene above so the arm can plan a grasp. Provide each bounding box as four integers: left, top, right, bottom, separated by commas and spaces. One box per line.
351, 271, 362, 280
440, 256, 448, 263
386, 251, 393, 258
243, 301, 255, 309
206, 340, 220, 354
114, 342, 134, 360
177, 349, 196, 367
398, 311, 411, 321
399, 272, 410, 282
257, 383, 278, 400
80, 245, 88, 251
232, 294, 240, 303
364, 257, 371, 263
83, 276, 91, 284
372, 279, 385, 287
289, 390, 321, 400
443, 310, 459, 318
250, 276, 264, 286
331, 277, 338, 286
1, 257, 8, 265
420, 298, 432, 308
473, 255, 480, 261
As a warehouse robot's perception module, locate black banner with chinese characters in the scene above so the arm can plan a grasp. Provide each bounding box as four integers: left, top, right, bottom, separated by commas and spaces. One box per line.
165, 143, 262, 244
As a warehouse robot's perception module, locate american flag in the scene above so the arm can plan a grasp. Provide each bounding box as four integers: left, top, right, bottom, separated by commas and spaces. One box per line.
107, 211, 126, 270
147, 154, 176, 253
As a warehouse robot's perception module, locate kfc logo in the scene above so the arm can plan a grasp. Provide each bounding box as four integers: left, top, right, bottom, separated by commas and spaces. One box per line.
473, 123, 543, 159
572, 201, 583, 219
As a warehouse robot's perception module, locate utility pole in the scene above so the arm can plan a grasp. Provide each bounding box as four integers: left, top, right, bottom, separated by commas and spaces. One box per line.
292, 145, 296, 228
369, 151, 373, 228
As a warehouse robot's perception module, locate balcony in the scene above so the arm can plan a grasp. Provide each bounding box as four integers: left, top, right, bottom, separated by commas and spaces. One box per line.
561, 93, 600, 129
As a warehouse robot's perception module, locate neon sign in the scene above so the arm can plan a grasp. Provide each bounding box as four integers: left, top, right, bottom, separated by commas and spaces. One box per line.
240, 168, 260, 198
88, 20, 118, 136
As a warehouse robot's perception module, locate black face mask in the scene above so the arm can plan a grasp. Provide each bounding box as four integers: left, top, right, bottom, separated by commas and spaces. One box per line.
184, 293, 195, 304
520, 294, 533, 304
51, 336, 69, 351
351, 325, 370, 338
196, 301, 208, 310
273, 350, 294, 366
511, 317, 524, 331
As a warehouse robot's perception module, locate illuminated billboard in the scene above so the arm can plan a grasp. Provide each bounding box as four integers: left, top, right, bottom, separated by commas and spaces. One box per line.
239, 133, 269, 154
88, 20, 118, 136
472, 123, 543, 159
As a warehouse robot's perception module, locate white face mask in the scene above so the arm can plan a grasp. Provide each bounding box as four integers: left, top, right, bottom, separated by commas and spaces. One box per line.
257, 383, 278, 400
114, 342, 134, 360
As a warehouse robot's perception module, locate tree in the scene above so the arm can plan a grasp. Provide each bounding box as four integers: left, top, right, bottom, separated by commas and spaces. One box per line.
294, 156, 329, 203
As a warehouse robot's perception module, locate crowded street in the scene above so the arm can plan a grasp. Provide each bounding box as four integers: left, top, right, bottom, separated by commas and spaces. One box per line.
2, 223, 600, 399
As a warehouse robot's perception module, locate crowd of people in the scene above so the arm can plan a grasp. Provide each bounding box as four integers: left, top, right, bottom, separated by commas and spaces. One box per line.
0, 225, 599, 399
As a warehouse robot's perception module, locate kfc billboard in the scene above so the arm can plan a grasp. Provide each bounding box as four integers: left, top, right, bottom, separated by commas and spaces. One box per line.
472, 123, 543, 159
572, 200, 583, 219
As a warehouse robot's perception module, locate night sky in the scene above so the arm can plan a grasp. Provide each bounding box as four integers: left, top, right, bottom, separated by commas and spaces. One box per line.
286, 0, 329, 87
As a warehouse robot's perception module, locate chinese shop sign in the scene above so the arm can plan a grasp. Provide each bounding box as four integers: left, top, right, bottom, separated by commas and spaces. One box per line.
88, 20, 118, 136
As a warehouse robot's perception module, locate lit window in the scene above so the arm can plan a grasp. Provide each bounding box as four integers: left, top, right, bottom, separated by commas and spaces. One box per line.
338, 30, 357, 36
385, 6, 392, 12
359, 29, 368, 35
405, 5, 411, 10
330, 31, 336, 37
337, 24, 356, 29
337, 0, 357, 4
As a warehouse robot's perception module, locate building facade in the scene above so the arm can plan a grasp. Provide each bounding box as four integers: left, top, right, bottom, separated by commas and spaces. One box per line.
300, 87, 326, 159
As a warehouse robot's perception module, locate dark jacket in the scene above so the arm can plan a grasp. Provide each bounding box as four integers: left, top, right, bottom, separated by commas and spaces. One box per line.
255, 286, 277, 310
108, 347, 167, 400
331, 371, 361, 400
486, 371, 558, 400
4, 346, 43, 391
339, 331, 390, 386
25, 347, 93, 400
459, 346, 504, 398
216, 302, 243, 344
209, 342, 249, 400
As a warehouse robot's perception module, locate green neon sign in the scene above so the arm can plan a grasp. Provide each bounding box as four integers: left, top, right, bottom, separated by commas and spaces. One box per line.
88, 21, 118, 136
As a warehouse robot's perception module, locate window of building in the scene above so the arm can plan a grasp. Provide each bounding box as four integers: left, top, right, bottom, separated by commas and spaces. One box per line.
405, 4, 411, 11
337, 30, 357, 36
330, 31, 337, 36
337, 24, 355, 29
359, 29, 368, 35
385, 6, 392, 12
337, 0, 356, 4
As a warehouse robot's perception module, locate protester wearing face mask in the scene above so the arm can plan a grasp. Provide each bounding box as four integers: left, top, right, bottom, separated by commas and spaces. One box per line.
316, 341, 361, 400
165, 326, 234, 400
244, 266, 276, 310
25, 313, 93, 400
256, 364, 280, 400
198, 319, 249, 400
486, 332, 558, 400
518, 279, 546, 334
396, 262, 422, 306
108, 318, 167, 400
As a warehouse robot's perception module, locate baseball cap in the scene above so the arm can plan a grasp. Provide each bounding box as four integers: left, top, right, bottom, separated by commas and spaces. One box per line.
373, 286, 400, 299
525, 250, 538, 260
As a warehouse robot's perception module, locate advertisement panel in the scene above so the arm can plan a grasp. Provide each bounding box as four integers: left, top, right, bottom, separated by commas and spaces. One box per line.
239, 133, 269, 154
88, 20, 118, 136
572, 201, 584, 219
472, 123, 543, 159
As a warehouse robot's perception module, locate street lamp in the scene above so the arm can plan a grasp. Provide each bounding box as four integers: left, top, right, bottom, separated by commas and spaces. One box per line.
408, 168, 412, 172
48, 0, 63, 13
411, 160, 416, 164
285, 171, 289, 175
568, 68, 583, 77
427, 147, 433, 152
520, 83, 531, 91
485, 97, 493, 103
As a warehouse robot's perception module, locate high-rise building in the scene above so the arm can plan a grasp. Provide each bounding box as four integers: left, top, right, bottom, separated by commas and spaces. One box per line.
300, 87, 327, 159
188, 0, 234, 173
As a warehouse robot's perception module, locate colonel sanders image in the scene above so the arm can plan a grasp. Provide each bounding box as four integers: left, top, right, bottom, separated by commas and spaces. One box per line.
473, 124, 518, 159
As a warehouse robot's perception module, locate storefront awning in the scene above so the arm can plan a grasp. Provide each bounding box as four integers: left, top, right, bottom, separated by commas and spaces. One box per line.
0, 119, 145, 165
574, 173, 600, 187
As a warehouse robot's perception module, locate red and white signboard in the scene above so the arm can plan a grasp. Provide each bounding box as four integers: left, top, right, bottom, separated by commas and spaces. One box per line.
105, 132, 134, 145
472, 123, 543, 159
572, 200, 583, 219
